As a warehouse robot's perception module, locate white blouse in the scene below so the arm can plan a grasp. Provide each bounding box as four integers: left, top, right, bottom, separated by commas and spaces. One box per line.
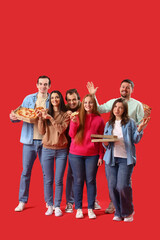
113, 120, 127, 158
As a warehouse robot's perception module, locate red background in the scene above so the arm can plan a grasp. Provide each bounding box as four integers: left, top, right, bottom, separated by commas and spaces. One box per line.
1, 0, 159, 239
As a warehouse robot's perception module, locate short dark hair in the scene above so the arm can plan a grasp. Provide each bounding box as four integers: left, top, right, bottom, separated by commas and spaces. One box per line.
120, 79, 134, 89
65, 88, 80, 101
37, 75, 51, 86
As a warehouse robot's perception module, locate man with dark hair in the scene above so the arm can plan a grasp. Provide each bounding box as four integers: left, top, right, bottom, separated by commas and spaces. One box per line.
65, 89, 81, 111
65, 89, 102, 213
10, 76, 51, 211
65, 89, 81, 213
37, 75, 51, 86
87, 79, 150, 214
121, 79, 134, 89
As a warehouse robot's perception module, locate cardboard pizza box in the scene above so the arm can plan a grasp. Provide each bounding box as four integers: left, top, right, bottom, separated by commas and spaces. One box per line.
14, 106, 38, 123
91, 134, 118, 142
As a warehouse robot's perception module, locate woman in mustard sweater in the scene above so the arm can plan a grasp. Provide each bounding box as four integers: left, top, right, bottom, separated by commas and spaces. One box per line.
38, 90, 71, 216
69, 94, 105, 219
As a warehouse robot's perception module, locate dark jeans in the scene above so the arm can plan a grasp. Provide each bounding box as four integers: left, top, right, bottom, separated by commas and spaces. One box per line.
105, 157, 134, 218
69, 153, 99, 209
66, 162, 74, 204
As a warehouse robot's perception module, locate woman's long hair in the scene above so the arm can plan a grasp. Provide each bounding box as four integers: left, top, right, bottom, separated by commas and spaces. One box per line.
75, 94, 100, 144
47, 90, 67, 125
108, 98, 130, 127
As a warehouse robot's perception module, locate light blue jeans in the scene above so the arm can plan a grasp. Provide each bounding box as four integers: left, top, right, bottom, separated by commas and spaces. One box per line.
19, 140, 45, 203
42, 148, 68, 207
105, 157, 134, 218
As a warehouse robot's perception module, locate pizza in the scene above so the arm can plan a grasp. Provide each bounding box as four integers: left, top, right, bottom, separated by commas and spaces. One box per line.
35, 107, 44, 111
71, 111, 79, 117
142, 103, 152, 111
16, 107, 37, 119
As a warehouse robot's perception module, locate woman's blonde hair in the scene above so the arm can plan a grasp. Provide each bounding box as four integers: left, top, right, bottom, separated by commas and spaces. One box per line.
75, 94, 100, 144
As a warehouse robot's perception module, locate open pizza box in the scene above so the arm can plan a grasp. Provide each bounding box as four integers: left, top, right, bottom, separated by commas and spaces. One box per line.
14, 106, 38, 123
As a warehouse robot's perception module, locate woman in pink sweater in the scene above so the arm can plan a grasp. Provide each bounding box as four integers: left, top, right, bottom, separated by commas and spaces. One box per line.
69, 94, 105, 219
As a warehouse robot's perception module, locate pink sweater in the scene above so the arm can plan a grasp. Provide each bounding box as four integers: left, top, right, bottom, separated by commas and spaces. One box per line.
69, 113, 105, 159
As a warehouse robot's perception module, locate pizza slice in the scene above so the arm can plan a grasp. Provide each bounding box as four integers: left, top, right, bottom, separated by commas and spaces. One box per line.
142, 103, 152, 111
35, 107, 44, 111
71, 111, 79, 117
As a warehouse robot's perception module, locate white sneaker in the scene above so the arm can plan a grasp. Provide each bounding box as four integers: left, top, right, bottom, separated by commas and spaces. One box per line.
55, 207, 62, 217
94, 200, 101, 210
88, 209, 96, 219
65, 203, 73, 213
14, 202, 25, 212
124, 212, 135, 222
45, 206, 54, 216
113, 216, 123, 221
46, 203, 55, 211
76, 209, 84, 219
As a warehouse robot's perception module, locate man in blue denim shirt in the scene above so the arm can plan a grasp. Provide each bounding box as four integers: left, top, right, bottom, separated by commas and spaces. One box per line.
10, 75, 51, 212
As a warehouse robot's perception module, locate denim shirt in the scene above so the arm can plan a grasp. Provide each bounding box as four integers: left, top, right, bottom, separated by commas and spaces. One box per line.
12, 92, 50, 144
103, 119, 143, 166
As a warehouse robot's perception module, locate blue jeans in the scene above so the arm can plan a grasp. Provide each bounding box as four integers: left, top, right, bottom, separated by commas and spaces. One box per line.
65, 159, 98, 205
66, 161, 74, 204
42, 148, 68, 207
105, 157, 134, 218
19, 140, 45, 203
69, 153, 99, 209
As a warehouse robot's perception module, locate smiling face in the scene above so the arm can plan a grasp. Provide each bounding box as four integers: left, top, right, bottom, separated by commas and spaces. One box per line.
36, 78, 50, 95
113, 102, 125, 120
120, 82, 133, 100
66, 93, 79, 110
84, 96, 94, 114
50, 92, 60, 108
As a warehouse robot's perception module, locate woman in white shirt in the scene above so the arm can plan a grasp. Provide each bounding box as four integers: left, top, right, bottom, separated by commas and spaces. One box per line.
103, 98, 150, 222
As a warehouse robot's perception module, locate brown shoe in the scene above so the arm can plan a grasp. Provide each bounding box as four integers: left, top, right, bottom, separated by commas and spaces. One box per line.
105, 201, 115, 214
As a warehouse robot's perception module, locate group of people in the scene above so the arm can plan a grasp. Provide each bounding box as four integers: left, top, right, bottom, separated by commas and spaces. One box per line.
10, 76, 150, 222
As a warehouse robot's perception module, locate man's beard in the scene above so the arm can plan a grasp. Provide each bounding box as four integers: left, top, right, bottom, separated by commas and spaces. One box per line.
121, 94, 127, 98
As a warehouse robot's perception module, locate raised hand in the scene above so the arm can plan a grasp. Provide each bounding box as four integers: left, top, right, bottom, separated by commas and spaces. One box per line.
86, 82, 98, 95
138, 117, 151, 132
